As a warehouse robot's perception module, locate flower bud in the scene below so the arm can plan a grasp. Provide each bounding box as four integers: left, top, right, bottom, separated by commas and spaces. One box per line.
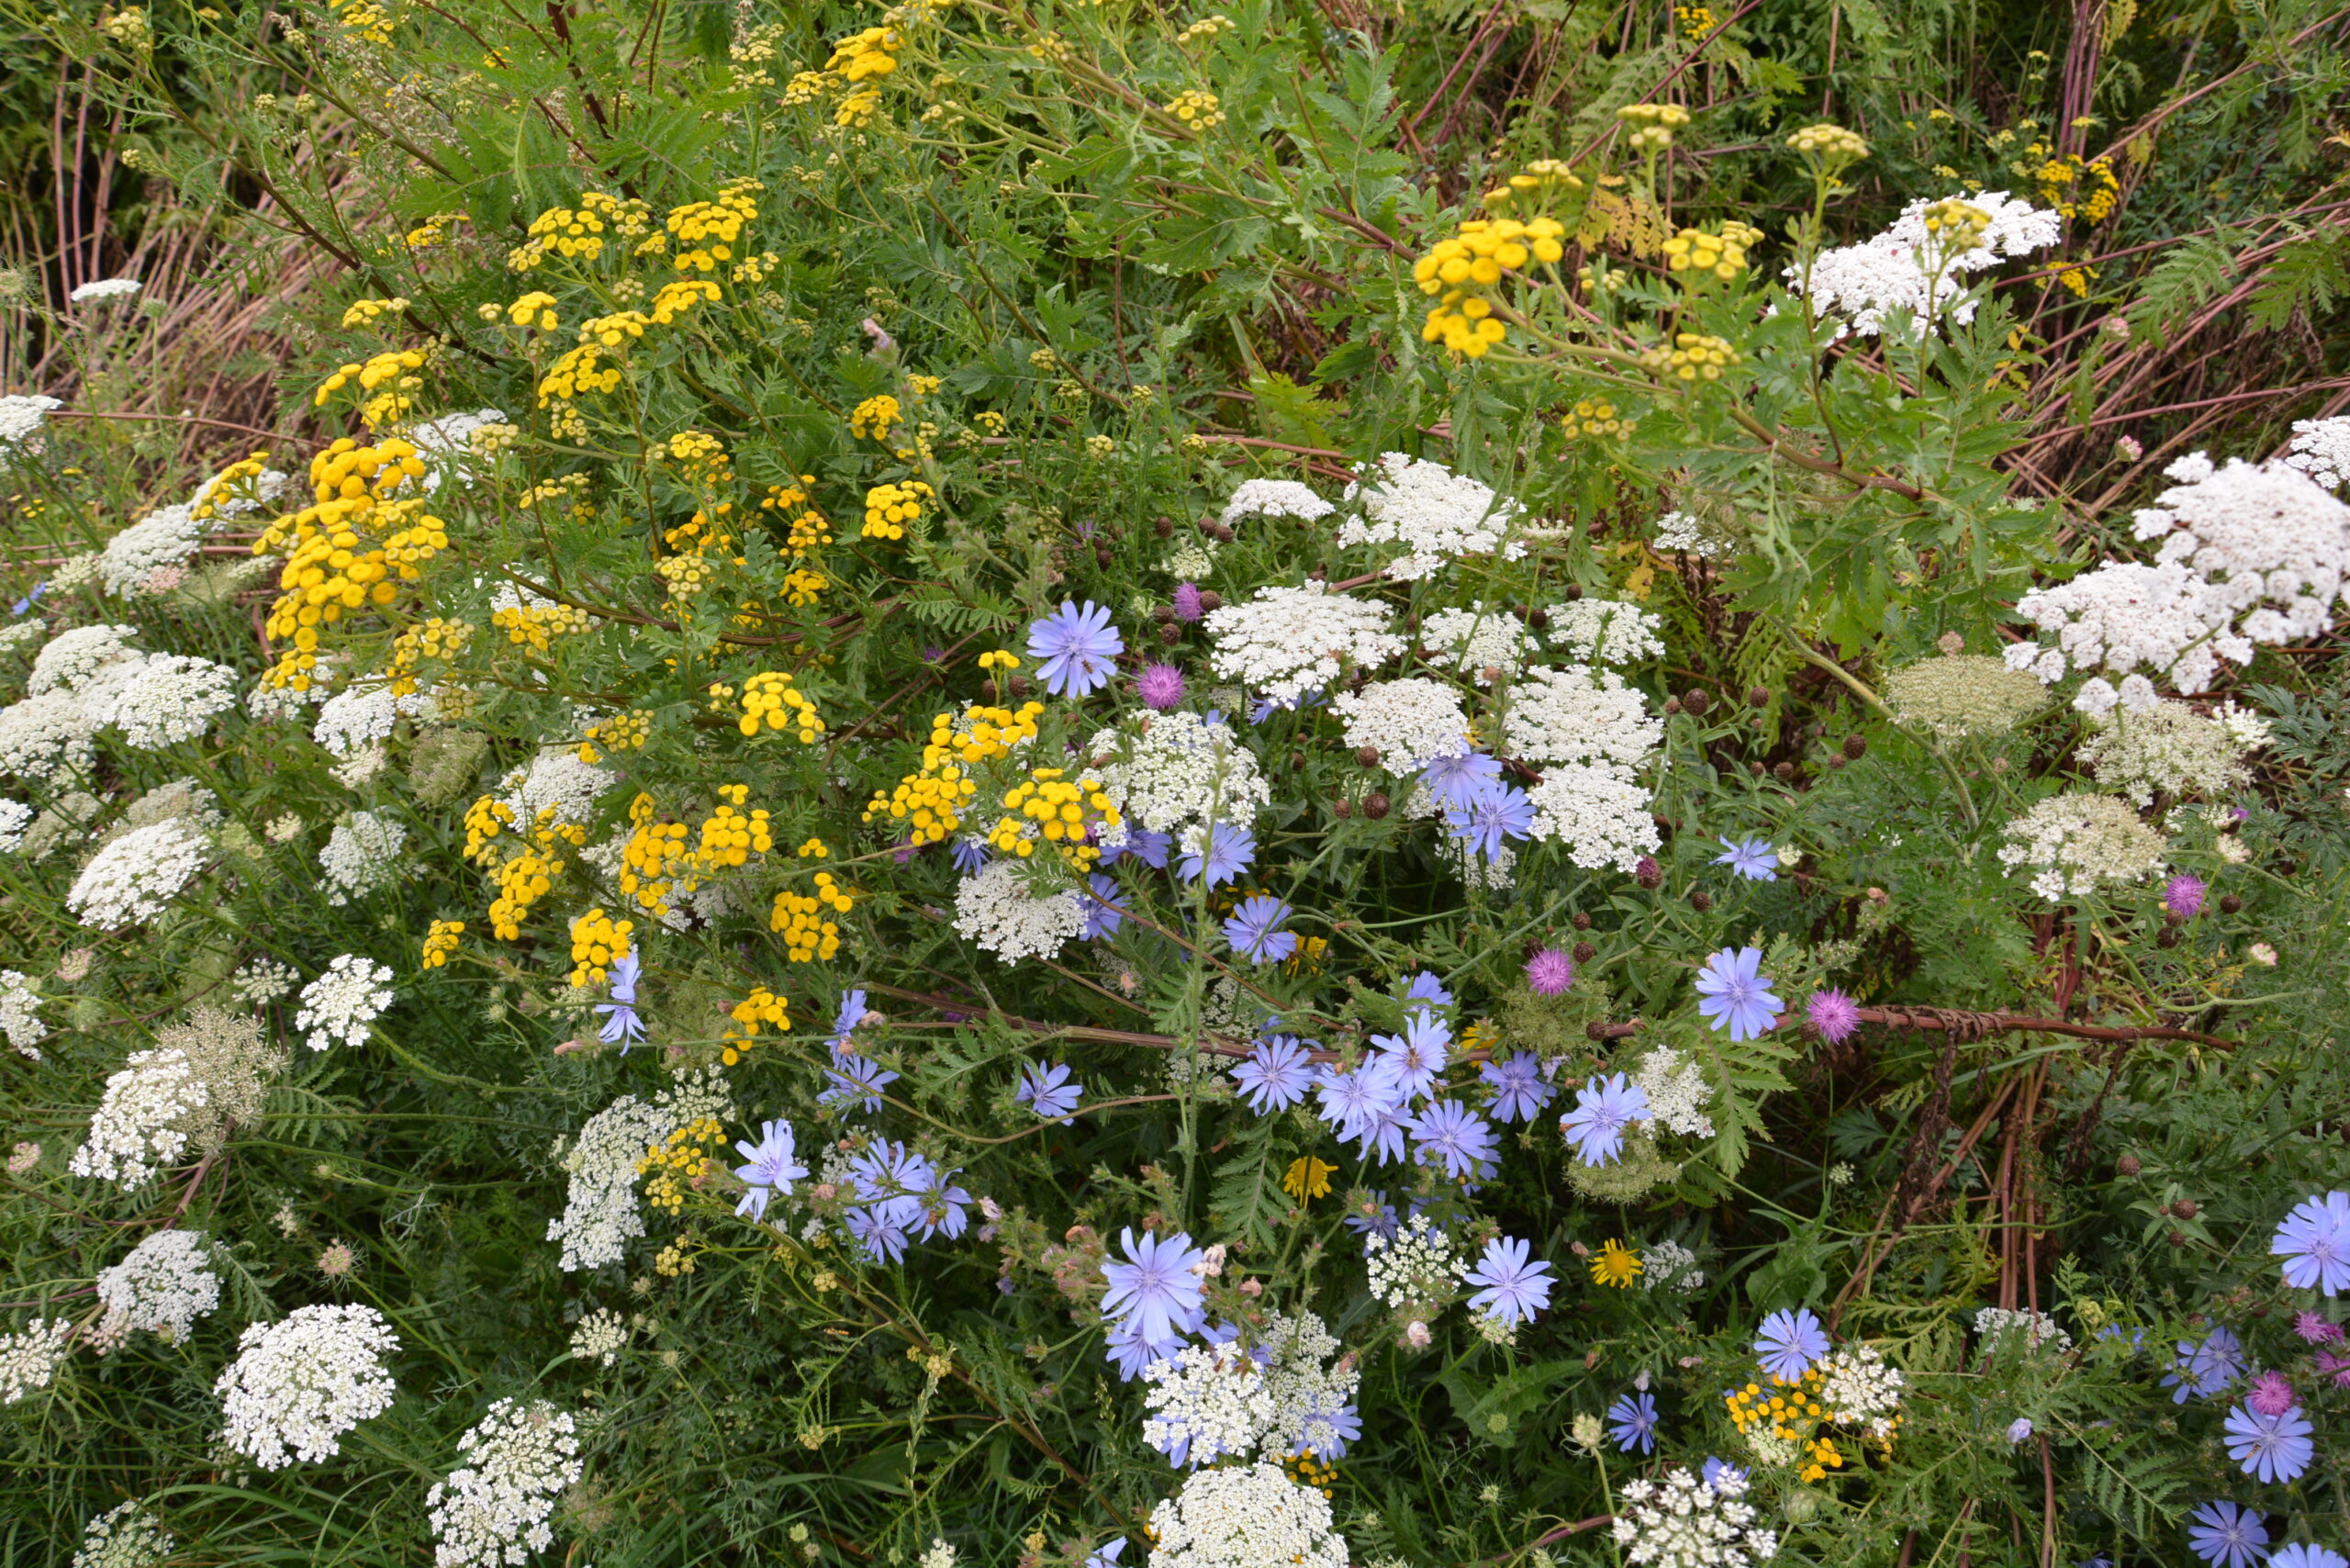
1690, 890, 1713, 912
1843, 734, 1867, 759
2173, 1199, 2198, 1220
1357, 745, 1380, 767
1197, 590, 1223, 613
2220, 893, 2243, 913
1572, 941, 1596, 964
2117, 1154, 2141, 1177
1333, 798, 1352, 819
1363, 792, 1390, 820
1682, 689, 1711, 714
1748, 687, 1770, 708
1572, 912, 1593, 930
1634, 857, 1662, 889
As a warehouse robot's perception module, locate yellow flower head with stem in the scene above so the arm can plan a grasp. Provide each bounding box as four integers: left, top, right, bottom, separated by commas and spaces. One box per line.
1589, 1238, 1643, 1287
1281, 1157, 1336, 1202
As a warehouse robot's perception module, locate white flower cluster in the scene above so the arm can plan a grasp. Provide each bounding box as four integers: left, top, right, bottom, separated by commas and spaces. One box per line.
1363, 1213, 1466, 1311
320, 812, 409, 905
233, 957, 299, 1007
954, 859, 1087, 964
2076, 699, 2258, 806
0, 689, 99, 783
0, 1317, 73, 1405
1089, 710, 1270, 839
106, 654, 242, 748
1527, 763, 1662, 874
1997, 793, 2166, 901
0, 969, 45, 1059
70, 1048, 210, 1189
1794, 190, 2062, 339
1147, 1462, 1349, 1568
1816, 1346, 1905, 1439
426, 1398, 585, 1568
99, 504, 208, 595
569, 1308, 631, 1365
313, 684, 437, 758
547, 1070, 733, 1271
2284, 414, 2350, 491
71, 1500, 173, 1568
1973, 1306, 2073, 1355
1652, 510, 1724, 557
499, 747, 612, 831
1545, 597, 1664, 664
1143, 1341, 1276, 1467
70, 277, 141, 304
214, 1304, 401, 1469
1221, 478, 1334, 526
1640, 1238, 1705, 1294
0, 798, 29, 852
409, 407, 511, 489
1205, 584, 1403, 702
1257, 1310, 1360, 1459
1339, 454, 1528, 580
2009, 454, 2350, 708
294, 955, 397, 1050
1611, 1467, 1779, 1568
1420, 604, 1538, 684
1631, 1046, 1715, 1137
1331, 678, 1470, 770
1884, 654, 2047, 740
14, 624, 238, 755
0, 393, 64, 453
1505, 665, 1661, 769
95, 1228, 221, 1343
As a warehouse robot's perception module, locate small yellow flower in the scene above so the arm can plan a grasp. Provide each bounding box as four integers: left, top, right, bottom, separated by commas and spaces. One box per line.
1588, 1238, 1643, 1288
1281, 1156, 1336, 1201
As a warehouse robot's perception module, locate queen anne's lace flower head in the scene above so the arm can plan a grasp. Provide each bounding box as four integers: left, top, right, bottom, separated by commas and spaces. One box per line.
67, 820, 208, 928
547, 1070, 733, 1271
1610, 1465, 1780, 1567
1142, 1341, 1276, 1467
70, 1048, 209, 1189
214, 1304, 400, 1469
2285, 414, 2350, 491
1504, 665, 1661, 769
95, 1228, 221, 1343
1884, 654, 2047, 739
1631, 1046, 1715, 1137
99, 504, 208, 596
1147, 1462, 1349, 1568
0, 393, 65, 454
1420, 604, 1537, 684
954, 859, 1087, 963
71, 1499, 173, 1568
1088, 710, 1270, 841
2077, 699, 2258, 806
29, 625, 142, 694
1526, 763, 1662, 873
1221, 478, 1334, 526
1793, 189, 2061, 339
1332, 678, 1470, 770
1338, 454, 1528, 580
0, 1317, 74, 1405
0, 969, 45, 1059
294, 955, 396, 1050
1205, 584, 1404, 702
1998, 792, 2166, 901
1544, 597, 1664, 664
320, 811, 410, 905
95, 654, 240, 747
2130, 454, 2350, 647
426, 1398, 585, 1567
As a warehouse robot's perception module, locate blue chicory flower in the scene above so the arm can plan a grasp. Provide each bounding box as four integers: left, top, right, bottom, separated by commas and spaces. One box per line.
1445, 778, 1534, 861
1406, 1099, 1498, 1181
1607, 1391, 1660, 1453
1559, 1071, 1651, 1166
1232, 1036, 1317, 1114
1372, 1010, 1451, 1100
1755, 1307, 1830, 1381
1419, 751, 1503, 812
2273, 1191, 2350, 1295
2224, 1401, 2315, 1483
731, 1118, 809, 1221
1464, 1236, 1553, 1326
1714, 836, 1780, 880
1480, 1051, 1555, 1123
1015, 1060, 1082, 1120
1695, 946, 1783, 1041
2186, 1501, 2268, 1568
1099, 1227, 1208, 1349
595, 951, 644, 1047
1223, 894, 1298, 963
1027, 599, 1125, 698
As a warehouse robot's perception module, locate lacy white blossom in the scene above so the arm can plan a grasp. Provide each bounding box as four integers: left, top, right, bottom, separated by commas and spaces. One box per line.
1420, 604, 1537, 684
1998, 793, 2165, 901
99, 504, 207, 595
70, 278, 140, 304
1364, 1213, 1466, 1311
294, 955, 396, 1049
94, 654, 239, 747
1143, 1342, 1277, 1466
1611, 1467, 1779, 1568
1884, 654, 2047, 739
0, 969, 44, 1059
2076, 699, 2256, 806
2129, 454, 2350, 651
1652, 510, 1724, 557
0, 690, 99, 784
409, 408, 511, 489
1088, 710, 1270, 838
1632, 1046, 1715, 1137
70, 1049, 209, 1189
233, 957, 298, 1007
1527, 763, 1662, 873
1221, 478, 1334, 526
2005, 560, 2219, 702
71, 1500, 173, 1568
1505, 665, 1660, 768
1339, 453, 1528, 579
1544, 597, 1664, 664
1793, 190, 2062, 339
0, 798, 29, 852
0, 394, 65, 453
1257, 1310, 1360, 1460
68, 819, 207, 927
569, 1309, 631, 1365
2285, 414, 2350, 491
954, 859, 1087, 964
498, 747, 611, 831
313, 685, 431, 757
1205, 584, 1403, 702
30, 624, 142, 694
0, 1317, 73, 1405
427, 1398, 584, 1567
1332, 678, 1470, 770
320, 812, 409, 905
1973, 1306, 2073, 1354
214, 1304, 400, 1469
95, 1228, 221, 1342
1816, 1346, 1906, 1439
547, 1070, 733, 1271
1147, 1462, 1349, 1568
1640, 1238, 1705, 1294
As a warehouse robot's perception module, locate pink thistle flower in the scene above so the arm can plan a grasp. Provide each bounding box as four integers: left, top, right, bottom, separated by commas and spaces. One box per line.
2165, 874, 2207, 919
1136, 663, 1186, 711
2248, 1370, 2300, 1417
2294, 1311, 2344, 1345
1525, 947, 1574, 996
1806, 988, 1863, 1046
2317, 1349, 2350, 1390
1171, 582, 1204, 623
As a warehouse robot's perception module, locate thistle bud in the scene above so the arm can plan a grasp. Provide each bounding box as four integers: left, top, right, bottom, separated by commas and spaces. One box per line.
1357, 745, 1381, 767
1843, 734, 1867, 759
1682, 689, 1711, 715
1572, 912, 1593, 930
1572, 941, 1595, 964
1634, 857, 1662, 889
1363, 792, 1390, 821
1747, 687, 1770, 708
2117, 1154, 2141, 1177
1690, 890, 1713, 912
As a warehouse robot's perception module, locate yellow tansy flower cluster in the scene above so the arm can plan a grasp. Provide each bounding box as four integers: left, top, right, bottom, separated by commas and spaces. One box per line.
762, 479, 834, 554
386, 615, 471, 695
567, 907, 635, 987
771, 873, 854, 961
734, 672, 826, 741
1559, 396, 1631, 439
825, 25, 901, 82
1617, 101, 1690, 153
313, 348, 429, 429
864, 700, 1045, 846
1786, 122, 1869, 166
578, 709, 653, 765
1723, 1361, 1899, 1484
850, 395, 901, 441
1660, 220, 1762, 283
1165, 90, 1223, 130
491, 598, 592, 650
1641, 331, 1740, 382
642, 1116, 727, 1211
987, 767, 1121, 868
862, 480, 932, 540
666, 181, 760, 273
1412, 216, 1566, 358
420, 918, 464, 969
721, 987, 791, 1066
252, 438, 446, 690
506, 192, 651, 272
339, 297, 408, 330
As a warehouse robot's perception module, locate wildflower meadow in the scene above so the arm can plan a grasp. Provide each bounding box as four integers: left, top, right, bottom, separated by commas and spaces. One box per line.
4, 0, 2350, 1564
